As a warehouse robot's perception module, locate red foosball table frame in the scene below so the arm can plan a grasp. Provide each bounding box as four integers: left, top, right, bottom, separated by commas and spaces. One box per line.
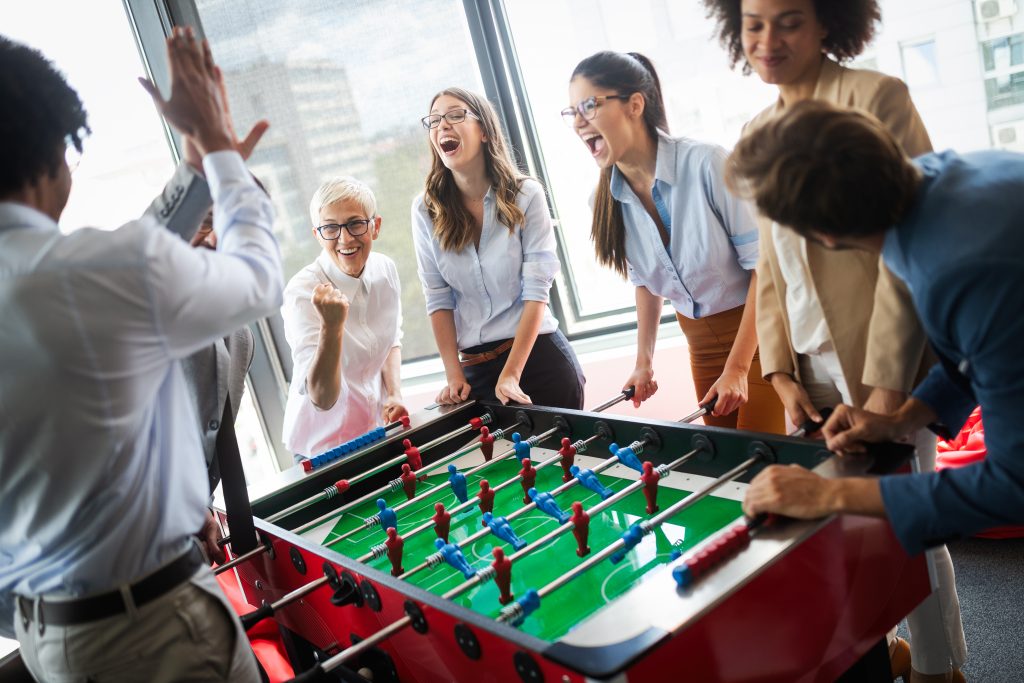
216, 401, 929, 683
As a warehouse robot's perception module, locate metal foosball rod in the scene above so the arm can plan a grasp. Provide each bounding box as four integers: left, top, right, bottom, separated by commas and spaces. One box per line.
321, 389, 640, 545
213, 540, 272, 576
677, 395, 718, 424
276, 414, 525, 528
496, 449, 767, 626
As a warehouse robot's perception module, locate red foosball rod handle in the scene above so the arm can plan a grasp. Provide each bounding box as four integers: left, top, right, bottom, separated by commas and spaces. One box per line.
671, 411, 834, 587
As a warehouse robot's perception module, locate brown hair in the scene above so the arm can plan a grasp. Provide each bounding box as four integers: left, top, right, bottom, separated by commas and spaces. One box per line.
423, 87, 528, 252
571, 51, 668, 278
702, 0, 881, 74
726, 99, 919, 239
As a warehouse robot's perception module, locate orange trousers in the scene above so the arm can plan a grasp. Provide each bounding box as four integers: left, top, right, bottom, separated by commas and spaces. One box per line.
676, 305, 785, 434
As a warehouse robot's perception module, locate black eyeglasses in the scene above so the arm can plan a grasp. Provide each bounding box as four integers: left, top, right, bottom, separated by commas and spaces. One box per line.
316, 218, 374, 240
560, 94, 631, 126
421, 108, 482, 130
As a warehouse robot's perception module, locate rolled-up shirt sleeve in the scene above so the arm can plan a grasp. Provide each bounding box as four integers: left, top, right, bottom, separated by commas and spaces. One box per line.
149, 151, 282, 359
518, 180, 559, 303
702, 147, 759, 270
410, 196, 456, 313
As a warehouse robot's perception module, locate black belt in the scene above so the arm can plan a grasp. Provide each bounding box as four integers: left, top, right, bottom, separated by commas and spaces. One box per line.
17, 544, 204, 627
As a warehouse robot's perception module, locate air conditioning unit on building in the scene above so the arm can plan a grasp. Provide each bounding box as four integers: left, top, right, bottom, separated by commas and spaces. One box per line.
977, 0, 1018, 22
993, 121, 1024, 151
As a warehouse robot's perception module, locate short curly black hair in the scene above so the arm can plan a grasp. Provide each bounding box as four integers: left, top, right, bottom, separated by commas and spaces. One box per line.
701, 0, 881, 74
0, 35, 90, 197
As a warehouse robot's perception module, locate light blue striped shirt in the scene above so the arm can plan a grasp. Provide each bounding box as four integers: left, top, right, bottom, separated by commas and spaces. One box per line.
612, 133, 760, 319
411, 178, 559, 350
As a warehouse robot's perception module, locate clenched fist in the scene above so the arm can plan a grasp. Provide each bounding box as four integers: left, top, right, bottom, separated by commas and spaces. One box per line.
311, 283, 349, 330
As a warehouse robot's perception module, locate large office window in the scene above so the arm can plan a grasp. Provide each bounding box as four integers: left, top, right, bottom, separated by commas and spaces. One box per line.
983, 32, 1024, 108
193, 0, 485, 362
503, 0, 776, 331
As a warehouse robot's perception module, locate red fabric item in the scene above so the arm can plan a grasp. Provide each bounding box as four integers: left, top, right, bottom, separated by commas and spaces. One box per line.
936, 407, 1024, 539
215, 571, 295, 682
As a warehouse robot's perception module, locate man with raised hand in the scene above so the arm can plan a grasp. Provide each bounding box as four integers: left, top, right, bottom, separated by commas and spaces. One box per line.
0, 27, 281, 681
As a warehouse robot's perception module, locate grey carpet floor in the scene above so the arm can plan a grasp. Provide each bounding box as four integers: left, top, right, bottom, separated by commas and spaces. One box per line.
898, 537, 1024, 682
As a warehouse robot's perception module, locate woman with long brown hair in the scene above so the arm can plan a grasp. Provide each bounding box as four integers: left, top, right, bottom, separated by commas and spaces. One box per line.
566, 51, 783, 432
411, 87, 584, 408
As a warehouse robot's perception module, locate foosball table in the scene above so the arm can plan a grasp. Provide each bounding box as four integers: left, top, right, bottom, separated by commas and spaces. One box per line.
214, 395, 930, 682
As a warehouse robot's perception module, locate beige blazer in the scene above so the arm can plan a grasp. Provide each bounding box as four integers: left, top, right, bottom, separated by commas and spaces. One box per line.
746, 57, 933, 407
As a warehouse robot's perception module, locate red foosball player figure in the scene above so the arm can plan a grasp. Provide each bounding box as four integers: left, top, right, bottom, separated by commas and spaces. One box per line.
492, 547, 514, 605
403, 438, 426, 481
570, 501, 591, 557
641, 461, 661, 514
400, 463, 417, 500
558, 437, 577, 483
480, 426, 495, 462
518, 458, 537, 504
432, 502, 452, 543
477, 479, 495, 524
385, 527, 404, 577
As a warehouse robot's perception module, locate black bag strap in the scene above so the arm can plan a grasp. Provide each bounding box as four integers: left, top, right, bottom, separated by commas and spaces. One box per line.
215, 396, 259, 553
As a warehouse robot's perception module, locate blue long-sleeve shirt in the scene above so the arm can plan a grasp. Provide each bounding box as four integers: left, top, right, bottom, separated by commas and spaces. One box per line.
879, 149, 1024, 554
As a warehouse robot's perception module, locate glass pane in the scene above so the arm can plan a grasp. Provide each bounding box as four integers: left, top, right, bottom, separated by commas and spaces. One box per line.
1, 2, 175, 233
504, 0, 777, 322
901, 40, 939, 88
195, 0, 484, 361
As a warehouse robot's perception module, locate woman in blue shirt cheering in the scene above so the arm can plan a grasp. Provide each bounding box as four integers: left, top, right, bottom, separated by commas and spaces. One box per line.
566, 52, 783, 432
412, 87, 585, 408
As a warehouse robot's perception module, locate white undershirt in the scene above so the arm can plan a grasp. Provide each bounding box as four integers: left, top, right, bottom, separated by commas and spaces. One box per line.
772, 223, 831, 356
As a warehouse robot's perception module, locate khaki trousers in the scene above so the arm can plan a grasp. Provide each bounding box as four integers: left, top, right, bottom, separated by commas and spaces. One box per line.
676, 305, 786, 434
15, 564, 259, 682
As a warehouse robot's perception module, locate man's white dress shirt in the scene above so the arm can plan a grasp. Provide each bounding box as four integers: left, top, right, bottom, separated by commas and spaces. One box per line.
0, 152, 282, 637
281, 251, 402, 457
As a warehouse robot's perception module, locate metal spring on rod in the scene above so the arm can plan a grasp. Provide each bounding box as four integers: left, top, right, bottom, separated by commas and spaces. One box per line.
572, 439, 587, 454
387, 478, 402, 493
628, 440, 645, 456
500, 601, 524, 623
491, 428, 506, 440
424, 552, 444, 569
475, 565, 496, 583
369, 543, 387, 560
323, 485, 340, 500
362, 514, 381, 529
655, 464, 670, 477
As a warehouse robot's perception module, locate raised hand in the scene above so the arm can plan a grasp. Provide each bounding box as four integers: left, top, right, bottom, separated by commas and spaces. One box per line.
311, 283, 349, 330
138, 26, 232, 156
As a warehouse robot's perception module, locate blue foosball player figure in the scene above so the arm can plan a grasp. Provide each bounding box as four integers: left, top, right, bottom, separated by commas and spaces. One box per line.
511, 432, 532, 463
570, 465, 614, 499
448, 463, 468, 503
376, 498, 397, 536
434, 537, 476, 579
483, 511, 527, 550
528, 487, 570, 524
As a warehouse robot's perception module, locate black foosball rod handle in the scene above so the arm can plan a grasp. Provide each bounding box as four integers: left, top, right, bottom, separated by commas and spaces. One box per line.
678, 395, 717, 423
286, 662, 326, 683
239, 602, 274, 631
590, 386, 636, 413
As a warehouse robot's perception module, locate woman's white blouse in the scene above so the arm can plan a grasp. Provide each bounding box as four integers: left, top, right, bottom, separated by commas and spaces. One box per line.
281, 251, 402, 456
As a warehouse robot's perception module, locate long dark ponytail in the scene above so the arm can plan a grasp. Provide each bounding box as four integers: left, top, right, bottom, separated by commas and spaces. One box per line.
571, 51, 668, 277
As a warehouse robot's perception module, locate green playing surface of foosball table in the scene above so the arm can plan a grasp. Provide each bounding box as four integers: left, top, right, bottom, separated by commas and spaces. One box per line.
302, 448, 743, 642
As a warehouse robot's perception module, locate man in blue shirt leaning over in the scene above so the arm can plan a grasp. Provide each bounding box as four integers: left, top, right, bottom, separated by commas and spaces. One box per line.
0, 28, 281, 681
729, 99, 1024, 557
